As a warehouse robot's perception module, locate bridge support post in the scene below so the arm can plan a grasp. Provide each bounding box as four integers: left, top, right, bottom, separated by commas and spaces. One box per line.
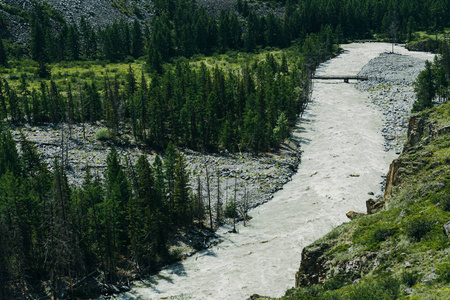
344, 78, 349, 83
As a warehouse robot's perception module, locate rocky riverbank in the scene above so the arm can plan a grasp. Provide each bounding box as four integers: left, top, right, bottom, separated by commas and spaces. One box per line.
357, 52, 430, 154
12, 121, 301, 224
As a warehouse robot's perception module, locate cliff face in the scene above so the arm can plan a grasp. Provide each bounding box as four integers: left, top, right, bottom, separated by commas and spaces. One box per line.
291, 101, 450, 299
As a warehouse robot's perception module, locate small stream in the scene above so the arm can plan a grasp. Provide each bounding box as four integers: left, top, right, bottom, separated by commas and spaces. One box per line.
116, 43, 433, 300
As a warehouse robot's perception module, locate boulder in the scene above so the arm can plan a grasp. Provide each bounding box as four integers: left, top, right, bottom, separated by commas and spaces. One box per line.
366, 198, 385, 214
443, 221, 450, 238
295, 242, 331, 287
404, 288, 414, 296
346, 211, 366, 220
421, 271, 439, 284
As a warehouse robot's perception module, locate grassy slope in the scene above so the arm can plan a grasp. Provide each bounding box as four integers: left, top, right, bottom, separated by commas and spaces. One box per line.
266, 101, 450, 299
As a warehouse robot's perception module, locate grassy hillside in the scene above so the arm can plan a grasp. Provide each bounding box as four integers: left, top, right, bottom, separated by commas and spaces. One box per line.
263, 100, 450, 299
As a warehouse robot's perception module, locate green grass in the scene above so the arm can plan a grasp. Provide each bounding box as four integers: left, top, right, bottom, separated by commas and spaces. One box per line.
3, 59, 146, 94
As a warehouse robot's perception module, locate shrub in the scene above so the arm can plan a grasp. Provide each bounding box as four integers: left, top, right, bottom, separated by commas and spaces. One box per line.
405, 215, 432, 241
401, 270, 420, 287
437, 261, 450, 283
95, 128, 112, 141
440, 192, 450, 212
323, 275, 347, 291
347, 276, 400, 300
371, 226, 393, 243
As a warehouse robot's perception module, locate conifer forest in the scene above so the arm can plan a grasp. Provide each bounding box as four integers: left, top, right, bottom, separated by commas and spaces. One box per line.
0, 0, 449, 298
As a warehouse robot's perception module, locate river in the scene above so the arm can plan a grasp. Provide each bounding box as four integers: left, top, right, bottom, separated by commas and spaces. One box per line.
116, 43, 434, 300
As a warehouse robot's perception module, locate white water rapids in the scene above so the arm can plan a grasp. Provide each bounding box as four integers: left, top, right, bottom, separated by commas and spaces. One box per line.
117, 43, 434, 300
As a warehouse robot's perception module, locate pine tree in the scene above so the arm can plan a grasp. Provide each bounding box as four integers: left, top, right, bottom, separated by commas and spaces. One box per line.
173, 154, 193, 227
413, 60, 435, 112
0, 39, 7, 67
67, 23, 80, 61
30, 19, 47, 63
131, 19, 144, 59
147, 42, 164, 74
103, 147, 130, 280
164, 142, 178, 222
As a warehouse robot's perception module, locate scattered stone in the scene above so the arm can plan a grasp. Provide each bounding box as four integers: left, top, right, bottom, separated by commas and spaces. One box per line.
443, 221, 450, 238
421, 271, 439, 284
404, 288, 414, 295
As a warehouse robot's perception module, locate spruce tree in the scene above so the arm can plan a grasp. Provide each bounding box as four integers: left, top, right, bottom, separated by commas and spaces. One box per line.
413, 60, 435, 112
0, 39, 7, 67
173, 154, 193, 227
131, 19, 144, 59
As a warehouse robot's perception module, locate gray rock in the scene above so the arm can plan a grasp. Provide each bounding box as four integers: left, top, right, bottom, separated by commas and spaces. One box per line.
443, 221, 450, 238
421, 271, 439, 284
396, 209, 407, 221
404, 288, 414, 296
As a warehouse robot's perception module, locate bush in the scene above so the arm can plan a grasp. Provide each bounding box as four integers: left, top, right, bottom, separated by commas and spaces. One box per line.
437, 261, 450, 283
347, 276, 400, 300
440, 192, 450, 212
95, 128, 112, 141
405, 215, 432, 241
401, 270, 420, 287
323, 275, 347, 291
371, 226, 393, 243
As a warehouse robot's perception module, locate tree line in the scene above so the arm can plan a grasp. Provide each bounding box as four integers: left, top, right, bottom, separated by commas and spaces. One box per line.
2, 0, 448, 71
0, 123, 200, 298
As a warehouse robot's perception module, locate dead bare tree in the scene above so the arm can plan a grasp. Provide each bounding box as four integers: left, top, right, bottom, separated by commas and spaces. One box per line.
232, 175, 237, 233
216, 169, 221, 225
206, 165, 213, 229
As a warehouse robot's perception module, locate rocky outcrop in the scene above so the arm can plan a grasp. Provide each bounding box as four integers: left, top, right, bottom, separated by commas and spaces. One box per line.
444, 221, 450, 238
384, 158, 402, 198
384, 114, 450, 198
346, 211, 366, 220
295, 242, 330, 287
403, 115, 437, 151
366, 198, 385, 214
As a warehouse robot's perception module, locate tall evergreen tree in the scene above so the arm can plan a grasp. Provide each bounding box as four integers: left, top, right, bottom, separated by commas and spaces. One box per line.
413, 60, 435, 112
0, 39, 7, 67
131, 19, 144, 59
173, 154, 193, 227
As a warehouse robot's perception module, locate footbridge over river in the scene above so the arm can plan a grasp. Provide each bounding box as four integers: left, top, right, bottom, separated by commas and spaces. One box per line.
313, 75, 369, 83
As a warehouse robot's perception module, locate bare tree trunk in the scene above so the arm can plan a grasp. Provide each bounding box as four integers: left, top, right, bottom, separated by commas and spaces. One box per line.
197, 175, 203, 222
233, 175, 237, 233
206, 166, 213, 229
243, 186, 249, 227
216, 169, 221, 225
50, 201, 57, 300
